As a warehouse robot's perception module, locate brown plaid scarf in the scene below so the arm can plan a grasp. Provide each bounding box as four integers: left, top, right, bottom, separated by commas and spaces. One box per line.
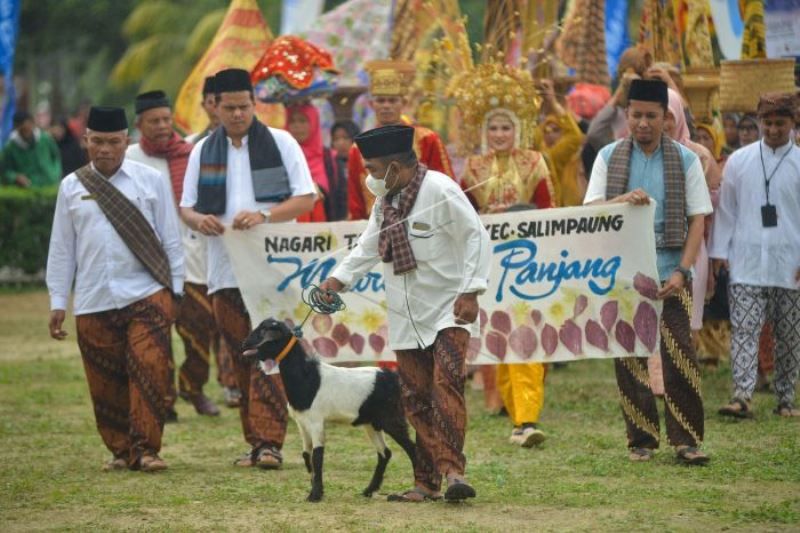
379, 163, 427, 275
606, 134, 686, 248
75, 164, 173, 290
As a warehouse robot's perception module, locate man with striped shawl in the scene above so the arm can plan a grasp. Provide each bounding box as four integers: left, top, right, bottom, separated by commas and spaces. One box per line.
584, 79, 713, 465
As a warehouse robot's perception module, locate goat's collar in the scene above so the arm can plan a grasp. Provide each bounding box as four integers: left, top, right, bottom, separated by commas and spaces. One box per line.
274, 336, 298, 364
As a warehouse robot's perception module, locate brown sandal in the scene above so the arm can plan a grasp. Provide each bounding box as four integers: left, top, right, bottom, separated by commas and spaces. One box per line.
676, 446, 710, 466
628, 447, 654, 462
774, 403, 800, 417
387, 487, 442, 502
256, 446, 283, 470
718, 398, 754, 419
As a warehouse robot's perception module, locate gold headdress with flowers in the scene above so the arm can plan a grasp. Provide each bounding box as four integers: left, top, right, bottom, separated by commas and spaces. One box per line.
449, 61, 541, 154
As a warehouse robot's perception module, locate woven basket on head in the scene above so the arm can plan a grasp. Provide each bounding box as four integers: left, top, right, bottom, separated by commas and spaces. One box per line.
684, 67, 720, 120
720, 59, 796, 113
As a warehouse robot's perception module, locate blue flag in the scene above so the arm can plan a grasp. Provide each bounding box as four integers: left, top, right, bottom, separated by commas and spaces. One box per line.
605, 0, 630, 84
0, 0, 20, 144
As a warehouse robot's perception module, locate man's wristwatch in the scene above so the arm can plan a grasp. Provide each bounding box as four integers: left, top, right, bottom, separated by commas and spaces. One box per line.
258, 209, 272, 223
674, 265, 692, 283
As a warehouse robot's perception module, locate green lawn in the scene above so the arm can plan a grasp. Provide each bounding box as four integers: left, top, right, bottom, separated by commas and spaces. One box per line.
0, 290, 798, 532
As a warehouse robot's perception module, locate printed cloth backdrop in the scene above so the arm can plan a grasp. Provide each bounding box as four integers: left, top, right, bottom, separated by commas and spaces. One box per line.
224, 203, 663, 364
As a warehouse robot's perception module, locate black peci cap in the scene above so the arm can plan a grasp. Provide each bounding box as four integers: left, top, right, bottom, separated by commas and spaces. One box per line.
628, 79, 668, 108
134, 90, 170, 114
87, 106, 128, 132
214, 68, 252, 93
354, 125, 415, 159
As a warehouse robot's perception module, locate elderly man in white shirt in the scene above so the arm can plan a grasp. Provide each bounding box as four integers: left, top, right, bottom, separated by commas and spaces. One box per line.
46, 106, 184, 473
180, 68, 316, 469
127, 89, 226, 419
711, 93, 800, 419
320, 125, 490, 503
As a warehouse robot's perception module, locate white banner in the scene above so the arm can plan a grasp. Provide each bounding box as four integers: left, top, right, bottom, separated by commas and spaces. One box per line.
765, 0, 800, 58
224, 203, 662, 364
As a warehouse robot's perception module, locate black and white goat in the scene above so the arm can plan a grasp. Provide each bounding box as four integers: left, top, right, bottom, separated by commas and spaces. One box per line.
241, 318, 416, 502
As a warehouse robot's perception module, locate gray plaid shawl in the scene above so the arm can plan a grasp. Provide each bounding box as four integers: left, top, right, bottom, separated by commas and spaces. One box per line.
75, 165, 173, 290
379, 164, 427, 275
606, 135, 686, 248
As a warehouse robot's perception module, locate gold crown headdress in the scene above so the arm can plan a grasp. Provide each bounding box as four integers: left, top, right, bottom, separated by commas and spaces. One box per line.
365, 60, 417, 97
450, 61, 540, 153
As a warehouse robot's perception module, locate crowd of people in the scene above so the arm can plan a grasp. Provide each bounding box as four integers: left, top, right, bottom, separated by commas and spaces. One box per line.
24, 42, 799, 503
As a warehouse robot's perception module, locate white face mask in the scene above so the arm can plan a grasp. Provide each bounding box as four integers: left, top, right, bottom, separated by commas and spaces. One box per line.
365, 164, 394, 197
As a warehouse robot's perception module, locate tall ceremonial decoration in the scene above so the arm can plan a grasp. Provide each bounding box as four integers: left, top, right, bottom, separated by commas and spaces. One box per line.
173, 0, 282, 134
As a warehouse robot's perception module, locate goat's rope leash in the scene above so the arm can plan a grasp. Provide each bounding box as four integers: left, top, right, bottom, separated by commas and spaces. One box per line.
293, 284, 346, 339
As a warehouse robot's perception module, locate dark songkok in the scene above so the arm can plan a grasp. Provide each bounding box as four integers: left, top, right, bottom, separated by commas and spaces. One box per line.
202, 76, 216, 96
628, 79, 668, 107
87, 106, 128, 132
135, 90, 170, 114
215, 68, 252, 93
354, 125, 414, 159
757, 92, 798, 117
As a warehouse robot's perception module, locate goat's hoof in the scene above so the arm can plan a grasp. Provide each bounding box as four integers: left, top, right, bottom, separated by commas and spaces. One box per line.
362, 487, 377, 497
306, 491, 323, 502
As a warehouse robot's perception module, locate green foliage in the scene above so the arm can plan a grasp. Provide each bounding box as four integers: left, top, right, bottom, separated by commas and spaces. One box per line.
0, 187, 57, 274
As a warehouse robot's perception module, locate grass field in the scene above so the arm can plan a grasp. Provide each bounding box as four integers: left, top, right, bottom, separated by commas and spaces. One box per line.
0, 290, 798, 532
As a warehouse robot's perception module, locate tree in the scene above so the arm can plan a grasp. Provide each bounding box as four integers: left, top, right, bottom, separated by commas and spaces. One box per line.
110, 0, 282, 99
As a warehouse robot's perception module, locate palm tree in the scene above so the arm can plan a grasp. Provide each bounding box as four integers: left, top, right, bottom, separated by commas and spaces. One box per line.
111, 0, 282, 98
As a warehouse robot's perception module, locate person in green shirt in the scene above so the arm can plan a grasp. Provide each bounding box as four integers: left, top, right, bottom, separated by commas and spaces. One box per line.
2, 111, 62, 187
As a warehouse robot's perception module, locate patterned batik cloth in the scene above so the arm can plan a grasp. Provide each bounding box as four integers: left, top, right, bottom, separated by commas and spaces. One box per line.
395, 327, 470, 492
75, 289, 174, 467
614, 288, 704, 449
728, 284, 800, 406
212, 289, 288, 450
175, 282, 217, 396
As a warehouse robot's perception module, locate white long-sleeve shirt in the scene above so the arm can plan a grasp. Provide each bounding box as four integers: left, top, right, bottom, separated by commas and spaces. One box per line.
331, 169, 491, 350
709, 139, 800, 289
126, 142, 208, 285
46, 159, 185, 314
180, 129, 316, 294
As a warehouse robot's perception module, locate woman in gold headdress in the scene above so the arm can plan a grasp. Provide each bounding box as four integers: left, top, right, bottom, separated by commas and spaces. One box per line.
454, 63, 555, 447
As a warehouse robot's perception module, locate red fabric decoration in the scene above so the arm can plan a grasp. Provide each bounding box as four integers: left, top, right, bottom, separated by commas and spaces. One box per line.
251, 35, 337, 90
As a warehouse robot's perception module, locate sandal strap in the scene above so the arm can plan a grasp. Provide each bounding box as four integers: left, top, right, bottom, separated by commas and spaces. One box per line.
256, 445, 283, 462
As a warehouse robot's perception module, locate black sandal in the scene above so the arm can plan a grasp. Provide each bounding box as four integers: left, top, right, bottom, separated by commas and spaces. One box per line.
444, 477, 476, 502
718, 398, 754, 419
676, 446, 710, 466
387, 487, 442, 502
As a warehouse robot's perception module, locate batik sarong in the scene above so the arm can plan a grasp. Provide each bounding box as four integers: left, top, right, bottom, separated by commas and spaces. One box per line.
75, 289, 174, 466
614, 288, 704, 449
212, 289, 287, 449
395, 327, 470, 492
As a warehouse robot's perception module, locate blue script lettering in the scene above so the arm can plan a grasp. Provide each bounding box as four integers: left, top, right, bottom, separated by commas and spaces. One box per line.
494, 240, 621, 302
267, 255, 384, 293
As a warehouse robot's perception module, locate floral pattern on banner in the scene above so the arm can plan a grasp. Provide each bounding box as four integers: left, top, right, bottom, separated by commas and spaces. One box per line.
223, 203, 663, 364
299, 0, 393, 86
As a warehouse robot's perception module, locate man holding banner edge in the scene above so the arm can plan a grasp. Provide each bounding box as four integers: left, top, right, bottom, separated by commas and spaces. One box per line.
584, 79, 713, 466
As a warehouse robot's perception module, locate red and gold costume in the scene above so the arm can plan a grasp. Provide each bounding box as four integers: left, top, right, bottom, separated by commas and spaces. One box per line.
348, 122, 453, 219
452, 61, 551, 431
347, 60, 453, 220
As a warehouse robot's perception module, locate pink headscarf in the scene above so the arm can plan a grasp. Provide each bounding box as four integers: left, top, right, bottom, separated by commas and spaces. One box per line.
286, 103, 329, 192
666, 88, 691, 145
